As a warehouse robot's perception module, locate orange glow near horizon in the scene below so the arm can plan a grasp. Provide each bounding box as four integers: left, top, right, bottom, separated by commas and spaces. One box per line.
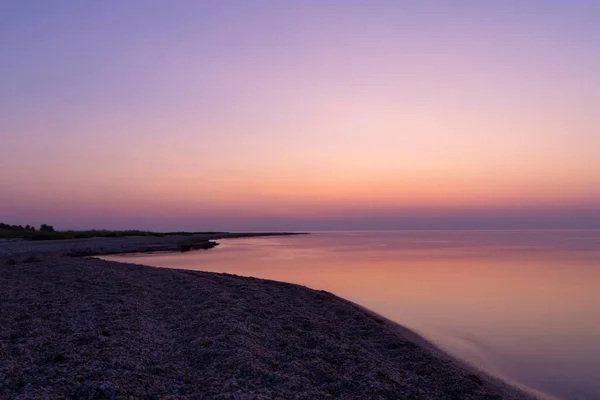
1, 2, 599, 229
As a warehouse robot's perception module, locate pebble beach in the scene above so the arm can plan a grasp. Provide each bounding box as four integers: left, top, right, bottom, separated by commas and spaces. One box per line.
0, 236, 536, 399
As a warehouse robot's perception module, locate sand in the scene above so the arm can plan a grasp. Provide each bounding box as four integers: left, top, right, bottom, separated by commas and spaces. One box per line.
0, 237, 536, 399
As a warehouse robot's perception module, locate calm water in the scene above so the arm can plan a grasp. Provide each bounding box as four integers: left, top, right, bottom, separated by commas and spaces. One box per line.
105, 230, 600, 400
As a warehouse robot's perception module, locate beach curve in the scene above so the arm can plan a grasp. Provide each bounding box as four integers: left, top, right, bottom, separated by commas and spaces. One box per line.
0, 236, 537, 399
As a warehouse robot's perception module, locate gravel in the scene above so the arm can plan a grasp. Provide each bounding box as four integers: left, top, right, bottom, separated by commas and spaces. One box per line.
0, 240, 536, 399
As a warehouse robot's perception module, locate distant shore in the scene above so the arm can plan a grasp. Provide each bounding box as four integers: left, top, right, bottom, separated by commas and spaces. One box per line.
0, 235, 535, 399
0, 231, 305, 258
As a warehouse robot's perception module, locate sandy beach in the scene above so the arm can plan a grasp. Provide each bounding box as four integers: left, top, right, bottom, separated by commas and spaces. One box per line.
0, 237, 536, 399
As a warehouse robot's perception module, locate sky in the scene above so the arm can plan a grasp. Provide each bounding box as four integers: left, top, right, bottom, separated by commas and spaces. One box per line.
1, 0, 599, 231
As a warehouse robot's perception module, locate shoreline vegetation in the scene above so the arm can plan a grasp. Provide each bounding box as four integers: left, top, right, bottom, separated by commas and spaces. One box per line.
0, 232, 536, 399
1, 222, 248, 241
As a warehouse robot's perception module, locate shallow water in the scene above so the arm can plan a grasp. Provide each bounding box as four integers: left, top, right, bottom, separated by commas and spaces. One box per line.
105, 230, 600, 400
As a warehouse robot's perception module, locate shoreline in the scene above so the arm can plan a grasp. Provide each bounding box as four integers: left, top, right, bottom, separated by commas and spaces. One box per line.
0, 236, 536, 399
0, 232, 305, 258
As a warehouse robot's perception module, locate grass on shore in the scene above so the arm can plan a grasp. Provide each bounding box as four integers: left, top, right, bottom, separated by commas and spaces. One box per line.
0, 224, 224, 241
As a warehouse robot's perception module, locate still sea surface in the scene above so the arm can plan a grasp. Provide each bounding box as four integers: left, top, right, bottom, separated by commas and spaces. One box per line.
105, 230, 600, 400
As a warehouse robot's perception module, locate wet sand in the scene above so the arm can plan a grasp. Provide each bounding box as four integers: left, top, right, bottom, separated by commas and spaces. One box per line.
0, 237, 536, 399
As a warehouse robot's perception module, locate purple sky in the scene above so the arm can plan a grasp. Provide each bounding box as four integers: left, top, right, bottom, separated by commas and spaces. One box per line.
1, 1, 599, 231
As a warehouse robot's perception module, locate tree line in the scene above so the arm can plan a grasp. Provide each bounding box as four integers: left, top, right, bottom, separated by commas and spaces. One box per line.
0, 223, 55, 232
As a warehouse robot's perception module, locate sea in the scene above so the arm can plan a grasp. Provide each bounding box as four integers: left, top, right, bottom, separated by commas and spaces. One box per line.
104, 230, 600, 400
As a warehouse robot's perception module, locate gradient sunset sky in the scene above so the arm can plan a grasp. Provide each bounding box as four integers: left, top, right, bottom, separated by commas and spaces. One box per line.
1, 1, 599, 231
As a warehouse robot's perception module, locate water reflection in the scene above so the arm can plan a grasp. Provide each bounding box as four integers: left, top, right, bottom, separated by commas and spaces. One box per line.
104, 230, 600, 400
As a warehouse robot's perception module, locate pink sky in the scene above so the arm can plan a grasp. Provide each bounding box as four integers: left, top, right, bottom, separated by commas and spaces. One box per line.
1, 1, 599, 230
